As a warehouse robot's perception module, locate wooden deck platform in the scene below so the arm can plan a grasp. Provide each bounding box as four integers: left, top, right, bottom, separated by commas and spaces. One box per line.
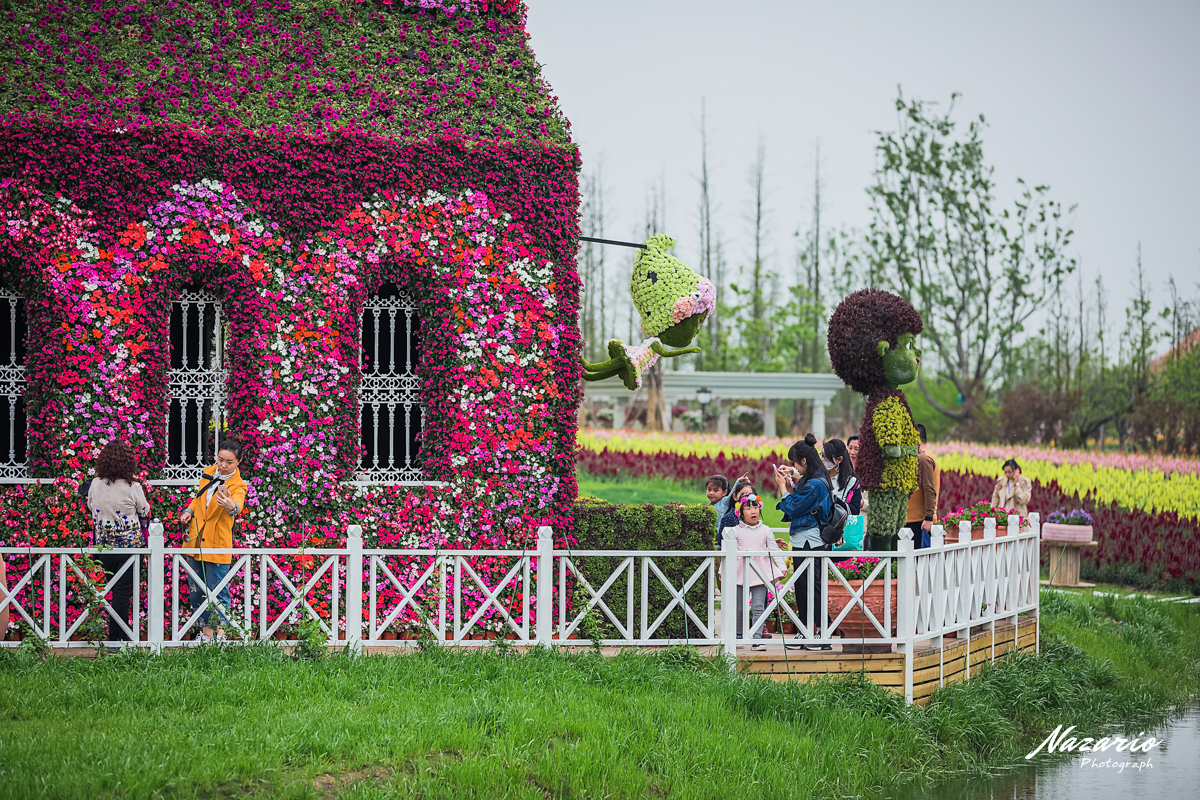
732, 616, 1038, 705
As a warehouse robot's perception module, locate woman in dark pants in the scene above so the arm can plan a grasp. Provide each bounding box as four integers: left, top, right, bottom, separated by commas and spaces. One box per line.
80, 441, 151, 642
774, 435, 833, 651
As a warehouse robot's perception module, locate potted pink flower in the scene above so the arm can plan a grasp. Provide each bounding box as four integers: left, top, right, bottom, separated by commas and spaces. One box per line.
939, 502, 1029, 542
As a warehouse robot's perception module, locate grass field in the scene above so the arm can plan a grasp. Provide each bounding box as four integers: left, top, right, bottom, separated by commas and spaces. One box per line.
1, 592, 1197, 799
578, 472, 787, 529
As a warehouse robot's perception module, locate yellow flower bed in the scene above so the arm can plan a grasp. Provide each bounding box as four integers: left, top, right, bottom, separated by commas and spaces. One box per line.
577, 429, 791, 460
937, 451, 1200, 521
579, 429, 1200, 520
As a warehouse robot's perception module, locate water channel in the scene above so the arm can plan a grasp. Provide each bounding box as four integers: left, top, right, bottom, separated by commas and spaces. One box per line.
887, 705, 1199, 800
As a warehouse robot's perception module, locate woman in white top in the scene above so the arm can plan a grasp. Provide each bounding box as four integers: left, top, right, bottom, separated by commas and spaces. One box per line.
79, 441, 151, 642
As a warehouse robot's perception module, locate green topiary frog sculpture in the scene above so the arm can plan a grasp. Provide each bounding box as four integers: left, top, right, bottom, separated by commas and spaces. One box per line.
580, 234, 716, 390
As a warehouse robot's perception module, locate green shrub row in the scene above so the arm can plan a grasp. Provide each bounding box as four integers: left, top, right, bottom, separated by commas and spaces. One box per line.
569, 498, 715, 641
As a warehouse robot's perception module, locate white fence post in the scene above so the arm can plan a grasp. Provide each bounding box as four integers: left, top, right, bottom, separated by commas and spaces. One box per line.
721, 533, 738, 662
897, 526, 916, 705
346, 525, 363, 655
1029, 511, 1041, 654
535, 526, 553, 646
956, 520, 971, 639
1006, 514, 1020, 628
930, 523, 945, 654
983, 517, 997, 636
147, 521, 165, 652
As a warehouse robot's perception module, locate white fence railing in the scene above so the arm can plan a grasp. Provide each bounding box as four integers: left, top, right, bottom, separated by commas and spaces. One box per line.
0, 515, 1040, 704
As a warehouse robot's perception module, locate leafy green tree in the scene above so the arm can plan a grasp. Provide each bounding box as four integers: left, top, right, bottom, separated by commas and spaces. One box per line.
866, 90, 1076, 437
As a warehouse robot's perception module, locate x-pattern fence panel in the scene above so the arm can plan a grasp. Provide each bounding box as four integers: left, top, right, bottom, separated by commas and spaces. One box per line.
0, 520, 1040, 703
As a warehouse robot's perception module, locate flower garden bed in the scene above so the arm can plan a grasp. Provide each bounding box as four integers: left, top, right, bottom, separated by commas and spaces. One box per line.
578, 431, 1200, 591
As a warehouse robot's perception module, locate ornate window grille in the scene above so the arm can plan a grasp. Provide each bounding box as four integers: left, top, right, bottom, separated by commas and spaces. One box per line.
359, 286, 424, 483
0, 291, 28, 479
164, 292, 227, 481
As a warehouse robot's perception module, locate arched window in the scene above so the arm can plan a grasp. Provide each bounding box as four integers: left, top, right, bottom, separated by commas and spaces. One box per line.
0, 290, 27, 479
359, 285, 423, 482
165, 291, 226, 480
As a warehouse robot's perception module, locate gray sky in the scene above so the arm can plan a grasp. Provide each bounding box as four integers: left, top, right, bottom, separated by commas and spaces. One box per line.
527, 0, 1200, 349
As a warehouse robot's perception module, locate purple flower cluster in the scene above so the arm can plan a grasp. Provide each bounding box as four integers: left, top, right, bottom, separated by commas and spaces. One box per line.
1045, 508, 1095, 526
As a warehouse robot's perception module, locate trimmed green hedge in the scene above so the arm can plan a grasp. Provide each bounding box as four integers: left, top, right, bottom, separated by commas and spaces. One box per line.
569, 498, 716, 641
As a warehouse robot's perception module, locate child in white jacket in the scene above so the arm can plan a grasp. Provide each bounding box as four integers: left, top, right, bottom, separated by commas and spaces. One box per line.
727, 494, 786, 650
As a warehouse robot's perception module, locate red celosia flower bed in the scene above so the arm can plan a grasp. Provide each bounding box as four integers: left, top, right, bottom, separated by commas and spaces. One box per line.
581, 447, 1200, 588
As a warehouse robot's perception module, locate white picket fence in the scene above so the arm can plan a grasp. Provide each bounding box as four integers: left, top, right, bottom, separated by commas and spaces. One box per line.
0, 514, 1040, 704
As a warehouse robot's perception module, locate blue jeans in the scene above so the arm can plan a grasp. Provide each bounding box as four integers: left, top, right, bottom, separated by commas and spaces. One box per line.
186, 557, 231, 627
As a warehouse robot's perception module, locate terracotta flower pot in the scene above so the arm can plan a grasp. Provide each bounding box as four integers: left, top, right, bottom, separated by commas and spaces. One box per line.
273, 630, 288, 640
1042, 523, 1093, 543
782, 621, 797, 635
470, 633, 486, 640
401, 632, 416, 640
827, 578, 898, 636
764, 617, 778, 634
485, 631, 497, 640
505, 632, 518, 640
382, 631, 398, 640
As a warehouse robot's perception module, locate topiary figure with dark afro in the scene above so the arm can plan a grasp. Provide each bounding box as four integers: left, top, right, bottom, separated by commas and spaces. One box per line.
827, 289, 925, 550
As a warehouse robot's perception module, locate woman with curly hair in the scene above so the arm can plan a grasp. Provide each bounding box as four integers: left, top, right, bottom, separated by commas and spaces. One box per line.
81, 440, 151, 642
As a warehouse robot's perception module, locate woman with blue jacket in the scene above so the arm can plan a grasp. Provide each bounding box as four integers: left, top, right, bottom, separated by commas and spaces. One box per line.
773, 434, 833, 651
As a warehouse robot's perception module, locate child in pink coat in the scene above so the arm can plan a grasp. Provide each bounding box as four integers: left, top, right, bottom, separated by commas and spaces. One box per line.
727, 494, 786, 650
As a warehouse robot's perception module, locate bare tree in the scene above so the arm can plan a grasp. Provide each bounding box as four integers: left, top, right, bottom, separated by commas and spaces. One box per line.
730, 138, 776, 371
641, 181, 669, 429
809, 139, 826, 373
696, 98, 718, 369
577, 162, 608, 361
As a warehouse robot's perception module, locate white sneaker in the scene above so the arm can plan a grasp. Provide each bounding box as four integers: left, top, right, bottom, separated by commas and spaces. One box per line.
751, 643, 767, 651
214, 630, 228, 642
194, 631, 212, 645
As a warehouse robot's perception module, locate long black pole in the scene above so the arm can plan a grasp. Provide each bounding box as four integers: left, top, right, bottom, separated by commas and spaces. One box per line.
579, 235, 647, 250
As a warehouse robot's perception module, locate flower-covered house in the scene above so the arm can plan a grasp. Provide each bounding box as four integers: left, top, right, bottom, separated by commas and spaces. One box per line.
0, 0, 582, 556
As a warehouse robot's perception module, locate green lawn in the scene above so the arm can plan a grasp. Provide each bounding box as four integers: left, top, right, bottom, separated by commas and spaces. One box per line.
1, 592, 1197, 799
578, 472, 787, 529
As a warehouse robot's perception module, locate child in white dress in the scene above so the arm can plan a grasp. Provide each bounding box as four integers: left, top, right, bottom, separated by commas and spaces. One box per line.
726, 494, 786, 651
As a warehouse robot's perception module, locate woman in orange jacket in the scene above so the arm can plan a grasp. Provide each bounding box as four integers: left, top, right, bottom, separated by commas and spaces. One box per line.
179, 439, 248, 643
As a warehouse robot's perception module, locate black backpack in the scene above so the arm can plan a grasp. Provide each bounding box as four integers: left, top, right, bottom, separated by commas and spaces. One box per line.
812, 473, 850, 545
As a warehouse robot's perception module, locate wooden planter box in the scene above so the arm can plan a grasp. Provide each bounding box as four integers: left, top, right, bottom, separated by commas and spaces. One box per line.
827, 578, 897, 638
1042, 523, 1093, 543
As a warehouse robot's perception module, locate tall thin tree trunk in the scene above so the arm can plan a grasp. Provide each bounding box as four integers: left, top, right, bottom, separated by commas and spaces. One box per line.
811, 140, 822, 373
698, 98, 715, 370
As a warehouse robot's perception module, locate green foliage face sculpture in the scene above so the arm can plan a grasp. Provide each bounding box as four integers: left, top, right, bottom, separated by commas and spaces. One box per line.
877, 332, 923, 388
580, 235, 716, 390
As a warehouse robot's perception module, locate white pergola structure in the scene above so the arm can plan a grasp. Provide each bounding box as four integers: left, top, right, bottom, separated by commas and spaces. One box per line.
583, 371, 846, 439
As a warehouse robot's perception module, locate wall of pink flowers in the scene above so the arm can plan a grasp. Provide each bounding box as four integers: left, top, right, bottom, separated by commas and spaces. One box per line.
0, 1, 582, 636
